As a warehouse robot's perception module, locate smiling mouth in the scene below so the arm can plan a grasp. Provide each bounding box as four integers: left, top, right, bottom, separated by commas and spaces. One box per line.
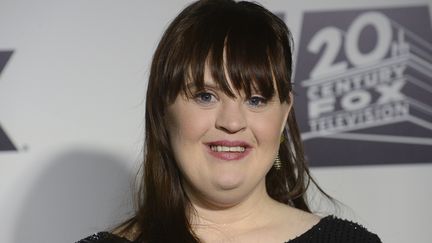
210, 145, 246, 152
205, 141, 251, 161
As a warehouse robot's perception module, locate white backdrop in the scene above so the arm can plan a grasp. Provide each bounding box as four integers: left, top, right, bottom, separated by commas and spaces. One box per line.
0, 0, 431, 242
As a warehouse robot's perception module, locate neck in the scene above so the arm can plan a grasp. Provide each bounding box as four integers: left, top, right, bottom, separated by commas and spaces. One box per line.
188, 180, 277, 231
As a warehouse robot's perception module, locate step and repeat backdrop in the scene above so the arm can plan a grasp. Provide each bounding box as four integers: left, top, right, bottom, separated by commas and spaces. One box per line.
1, 0, 431, 242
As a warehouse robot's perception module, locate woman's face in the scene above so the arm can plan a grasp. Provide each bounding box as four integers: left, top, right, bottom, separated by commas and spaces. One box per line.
165, 67, 291, 207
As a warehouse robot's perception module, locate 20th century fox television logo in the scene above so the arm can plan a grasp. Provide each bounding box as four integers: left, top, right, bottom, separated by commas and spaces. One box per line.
294, 6, 432, 166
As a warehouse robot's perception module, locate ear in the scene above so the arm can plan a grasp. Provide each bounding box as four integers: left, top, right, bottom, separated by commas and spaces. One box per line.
280, 92, 293, 134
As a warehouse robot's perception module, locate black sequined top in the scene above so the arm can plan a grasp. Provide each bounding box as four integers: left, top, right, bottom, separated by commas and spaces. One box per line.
76, 216, 381, 243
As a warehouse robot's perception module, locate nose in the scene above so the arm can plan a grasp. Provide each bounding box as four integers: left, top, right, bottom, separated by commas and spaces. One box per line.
215, 99, 247, 133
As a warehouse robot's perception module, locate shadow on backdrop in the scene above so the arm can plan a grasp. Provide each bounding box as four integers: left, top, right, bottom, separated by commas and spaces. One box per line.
13, 148, 134, 243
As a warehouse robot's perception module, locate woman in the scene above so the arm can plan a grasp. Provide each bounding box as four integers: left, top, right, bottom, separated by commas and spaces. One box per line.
78, 0, 381, 242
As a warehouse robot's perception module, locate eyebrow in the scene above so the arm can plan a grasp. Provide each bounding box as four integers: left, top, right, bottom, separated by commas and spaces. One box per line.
186, 81, 219, 90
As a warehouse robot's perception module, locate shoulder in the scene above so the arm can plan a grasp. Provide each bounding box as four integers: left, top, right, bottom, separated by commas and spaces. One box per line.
75, 232, 132, 243
288, 215, 381, 243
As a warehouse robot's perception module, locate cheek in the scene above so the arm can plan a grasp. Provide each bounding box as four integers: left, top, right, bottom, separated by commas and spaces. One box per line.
251, 108, 287, 146
165, 100, 214, 179
165, 102, 218, 193
166, 103, 211, 145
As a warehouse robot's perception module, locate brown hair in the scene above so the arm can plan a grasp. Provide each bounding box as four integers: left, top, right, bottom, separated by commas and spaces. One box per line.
119, 0, 327, 242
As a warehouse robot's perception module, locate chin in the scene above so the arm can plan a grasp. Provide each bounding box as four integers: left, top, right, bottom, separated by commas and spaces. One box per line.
212, 174, 245, 191
204, 189, 249, 208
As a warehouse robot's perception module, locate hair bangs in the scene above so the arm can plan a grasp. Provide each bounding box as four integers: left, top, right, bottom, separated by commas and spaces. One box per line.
170, 1, 292, 103
223, 11, 278, 100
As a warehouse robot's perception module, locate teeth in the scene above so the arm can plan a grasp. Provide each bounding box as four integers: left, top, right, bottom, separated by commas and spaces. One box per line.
210, 145, 246, 152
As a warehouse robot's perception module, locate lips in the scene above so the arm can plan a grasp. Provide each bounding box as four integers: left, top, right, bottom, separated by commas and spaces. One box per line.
204, 140, 252, 161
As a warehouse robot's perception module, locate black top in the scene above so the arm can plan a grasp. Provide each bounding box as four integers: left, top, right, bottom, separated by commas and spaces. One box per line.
76, 216, 381, 243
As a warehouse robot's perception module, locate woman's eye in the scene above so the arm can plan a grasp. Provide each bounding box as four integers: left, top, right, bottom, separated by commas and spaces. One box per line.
194, 92, 217, 104
247, 96, 267, 107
